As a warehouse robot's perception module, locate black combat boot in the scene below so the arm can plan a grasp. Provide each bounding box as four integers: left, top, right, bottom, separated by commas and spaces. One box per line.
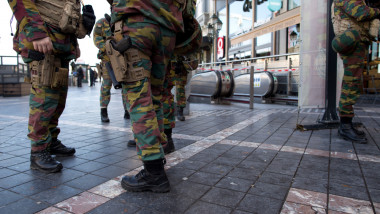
121, 158, 170, 193
30, 149, 63, 173
50, 139, 76, 156
338, 121, 367, 144
127, 139, 136, 147
352, 124, 365, 137
124, 110, 130, 119
177, 107, 185, 121
164, 128, 175, 154
101, 108, 110, 122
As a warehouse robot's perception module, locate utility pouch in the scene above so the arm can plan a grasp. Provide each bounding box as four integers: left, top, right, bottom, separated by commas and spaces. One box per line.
30, 55, 55, 87
76, 16, 87, 39
51, 68, 69, 88
369, 19, 380, 41
59, 1, 80, 34
30, 56, 68, 87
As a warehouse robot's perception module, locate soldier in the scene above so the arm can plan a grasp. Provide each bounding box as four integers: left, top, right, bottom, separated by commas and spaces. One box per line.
106, 0, 200, 192
93, 15, 130, 122
8, 0, 95, 173
331, 0, 380, 144
175, 62, 188, 121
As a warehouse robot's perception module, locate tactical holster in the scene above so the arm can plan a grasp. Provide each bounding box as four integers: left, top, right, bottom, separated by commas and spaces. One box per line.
29, 56, 68, 88
105, 21, 150, 83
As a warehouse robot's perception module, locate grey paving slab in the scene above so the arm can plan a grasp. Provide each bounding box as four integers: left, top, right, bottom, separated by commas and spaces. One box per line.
1, 86, 380, 213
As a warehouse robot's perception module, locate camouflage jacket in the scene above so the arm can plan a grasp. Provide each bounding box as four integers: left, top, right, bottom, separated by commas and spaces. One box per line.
8, 0, 78, 63
110, 0, 184, 33
334, 0, 380, 21
93, 18, 112, 62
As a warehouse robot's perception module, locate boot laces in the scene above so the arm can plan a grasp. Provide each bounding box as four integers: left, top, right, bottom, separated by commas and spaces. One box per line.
39, 150, 54, 162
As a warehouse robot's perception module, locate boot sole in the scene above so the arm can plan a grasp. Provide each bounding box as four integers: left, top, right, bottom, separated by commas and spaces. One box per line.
338, 131, 367, 144
121, 180, 170, 193
30, 163, 63, 173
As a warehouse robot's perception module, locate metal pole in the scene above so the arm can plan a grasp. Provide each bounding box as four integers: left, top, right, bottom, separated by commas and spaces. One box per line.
249, 66, 254, 109
300, 0, 340, 130
319, 0, 339, 124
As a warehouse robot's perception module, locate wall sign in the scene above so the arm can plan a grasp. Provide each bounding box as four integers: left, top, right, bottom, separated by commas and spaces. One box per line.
268, 0, 282, 12
217, 37, 225, 59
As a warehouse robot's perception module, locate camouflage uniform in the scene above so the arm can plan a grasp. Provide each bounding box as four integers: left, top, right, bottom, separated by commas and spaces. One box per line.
162, 59, 188, 129
333, 0, 380, 118
93, 18, 128, 111
111, 0, 184, 161
8, 0, 79, 152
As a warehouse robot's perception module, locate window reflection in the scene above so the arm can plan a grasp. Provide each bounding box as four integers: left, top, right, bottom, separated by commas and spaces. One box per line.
288, 0, 300, 10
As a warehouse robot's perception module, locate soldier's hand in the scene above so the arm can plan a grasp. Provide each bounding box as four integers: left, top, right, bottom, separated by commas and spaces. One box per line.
32, 37, 53, 54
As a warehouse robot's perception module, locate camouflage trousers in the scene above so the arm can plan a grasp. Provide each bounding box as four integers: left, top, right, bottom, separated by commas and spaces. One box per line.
339, 41, 368, 118
28, 85, 67, 152
121, 16, 176, 161
163, 69, 176, 129
175, 69, 188, 108
100, 66, 127, 110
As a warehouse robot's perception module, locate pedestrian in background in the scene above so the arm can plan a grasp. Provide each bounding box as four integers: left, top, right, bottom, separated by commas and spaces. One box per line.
77, 65, 84, 87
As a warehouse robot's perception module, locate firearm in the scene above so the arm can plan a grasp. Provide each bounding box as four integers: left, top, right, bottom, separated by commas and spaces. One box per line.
104, 62, 122, 89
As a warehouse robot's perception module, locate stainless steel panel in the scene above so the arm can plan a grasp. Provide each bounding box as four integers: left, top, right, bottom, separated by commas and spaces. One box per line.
190, 71, 219, 97
234, 72, 276, 97
219, 70, 234, 97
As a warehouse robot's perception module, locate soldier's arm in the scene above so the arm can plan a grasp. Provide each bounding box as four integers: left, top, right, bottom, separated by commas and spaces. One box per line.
335, 0, 380, 21
8, 0, 49, 42
93, 19, 107, 51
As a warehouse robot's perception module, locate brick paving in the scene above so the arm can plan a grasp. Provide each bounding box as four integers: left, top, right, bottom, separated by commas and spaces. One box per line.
0, 84, 380, 214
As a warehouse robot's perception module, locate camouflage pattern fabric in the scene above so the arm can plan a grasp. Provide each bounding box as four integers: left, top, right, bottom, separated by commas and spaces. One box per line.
334, 0, 380, 21
333, 0, 379, 118
339, 41, 367, 118
111, 0, 184, 34
8, 0, 78, 63
100, 71, 127, 110
28, 85, 68, 152
118, 15, 178, 161
175, 68, 188, 108
93, 18, 112, 62
162, 68, 176, 129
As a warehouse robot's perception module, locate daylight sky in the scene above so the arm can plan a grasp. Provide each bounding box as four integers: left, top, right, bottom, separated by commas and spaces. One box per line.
0, 1, 111, 66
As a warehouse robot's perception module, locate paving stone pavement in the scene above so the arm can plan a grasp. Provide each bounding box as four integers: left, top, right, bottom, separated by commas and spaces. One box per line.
0, 84, 380, 214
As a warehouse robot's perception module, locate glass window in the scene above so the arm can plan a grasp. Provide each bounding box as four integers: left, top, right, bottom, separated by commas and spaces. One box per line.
229, 0, 253, 38
218, 7, 227, 37
287, 24, 300, 53
255, 33, 272, 57
255, 1, 272, 28
288, 0, 300, 10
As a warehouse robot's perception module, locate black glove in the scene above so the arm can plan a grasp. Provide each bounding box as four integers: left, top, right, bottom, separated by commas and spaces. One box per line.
82, 5, 96, 35
110, 36, 132, 53
105, 14, 111, 23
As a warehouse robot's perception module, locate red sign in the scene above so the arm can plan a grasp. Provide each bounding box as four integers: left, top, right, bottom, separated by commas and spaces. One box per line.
217, 37, 225, 59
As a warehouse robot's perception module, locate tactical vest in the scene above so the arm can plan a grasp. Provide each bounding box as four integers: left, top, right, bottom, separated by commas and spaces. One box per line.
35, 0, 83, 35
331, 3, 379, 42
